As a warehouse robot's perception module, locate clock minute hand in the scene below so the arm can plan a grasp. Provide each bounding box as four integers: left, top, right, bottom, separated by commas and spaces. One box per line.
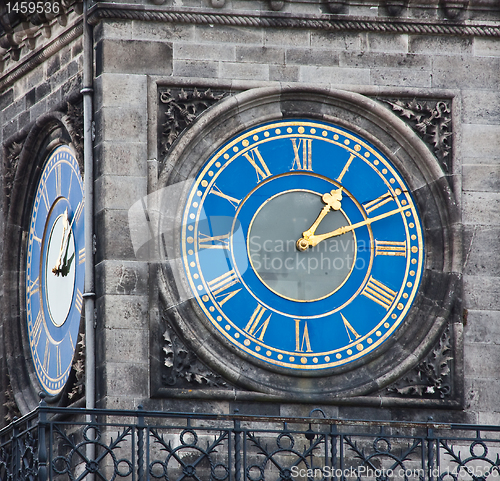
301, 204, 412, 249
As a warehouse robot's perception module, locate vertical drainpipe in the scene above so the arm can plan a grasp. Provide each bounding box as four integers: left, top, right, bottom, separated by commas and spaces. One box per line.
81, 0, 96, 417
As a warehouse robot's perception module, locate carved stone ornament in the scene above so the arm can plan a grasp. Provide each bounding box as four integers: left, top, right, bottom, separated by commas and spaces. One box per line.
3, 374, 21, 424
68, 333, 85, 403
161, 313, 228, 390
385, 323, 454, 399
3, 140, 23, 205
381, 98, 452, 174
0, 1, 83, 68
158, 88, 225, 170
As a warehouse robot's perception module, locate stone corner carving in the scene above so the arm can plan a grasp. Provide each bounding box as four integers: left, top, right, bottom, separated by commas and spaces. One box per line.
3, 140, 23, 204
67, 333, 85, 404
379, 97, 453, 175
64, 101, 84, 171
384, 323, 454, 399
161, 313, 229, 390
3, 374, 21, 425
158, 87, 226, 169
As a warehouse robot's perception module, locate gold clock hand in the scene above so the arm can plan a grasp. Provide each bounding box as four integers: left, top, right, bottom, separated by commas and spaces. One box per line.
297, 204, 411, 250
299, 187, 343, 241
52, 202, 82, 276
52, 208, 69, 275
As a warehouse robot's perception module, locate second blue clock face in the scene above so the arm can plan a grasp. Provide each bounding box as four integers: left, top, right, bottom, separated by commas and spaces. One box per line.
181, 119, 424, 371
25, 145, 85, 395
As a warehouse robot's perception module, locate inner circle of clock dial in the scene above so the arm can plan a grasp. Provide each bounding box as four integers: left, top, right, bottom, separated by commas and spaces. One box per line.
44, 201, 76, 327
248, 189, 356, 302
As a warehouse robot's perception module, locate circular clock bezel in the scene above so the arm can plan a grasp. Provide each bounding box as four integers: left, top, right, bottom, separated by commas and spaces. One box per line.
4, 113, 85, 411
157, 86, 460, 398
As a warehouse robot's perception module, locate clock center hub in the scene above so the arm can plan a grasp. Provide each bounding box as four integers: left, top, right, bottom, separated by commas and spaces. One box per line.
247, 189, 356, 302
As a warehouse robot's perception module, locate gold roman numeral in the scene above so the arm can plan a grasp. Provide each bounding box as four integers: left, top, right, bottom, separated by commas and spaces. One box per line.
31, 311, 44, 348
56, 345, 62, 377
363, 192, 394, 215
207, 270, 241, 306
75, 288, 83, 314
245, 305, 271, 341
198, 232, 230, 250
361, 277, 397, 310
341, 313, 360, 342
40, 183, 50, 211
210, 184, 241, 209
290, 138, 313, 171
43, 339, 50, 372
295, 319, 312, 352
72, 201, 83, 226
79, 247, 86, 265
27, 277, 40, 298
336, 153, 355, 183
242, 147, 272, 183
55, 163, 62, 197
374, 240, 407, 257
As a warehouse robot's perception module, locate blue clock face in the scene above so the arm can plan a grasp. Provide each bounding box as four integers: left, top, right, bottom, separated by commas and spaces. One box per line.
25, 145, 85, 395
181, 119, 424, 371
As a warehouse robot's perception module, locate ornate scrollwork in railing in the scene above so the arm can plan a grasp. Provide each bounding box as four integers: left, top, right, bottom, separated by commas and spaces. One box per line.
2, 400, 500, 480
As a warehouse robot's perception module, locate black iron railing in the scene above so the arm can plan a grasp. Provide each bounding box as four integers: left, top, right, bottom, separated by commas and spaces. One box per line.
1, 397, 500, 481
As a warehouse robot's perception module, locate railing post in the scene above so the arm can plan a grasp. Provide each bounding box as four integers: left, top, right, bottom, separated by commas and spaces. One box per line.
137, 405, 145, 481
38, 393, 48, 481
233, 410, 241, 481
427, 417, 435, 481
330, 423, 338, 481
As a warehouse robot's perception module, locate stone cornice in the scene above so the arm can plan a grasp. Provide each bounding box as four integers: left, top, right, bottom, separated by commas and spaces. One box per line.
88, 3, 500, 37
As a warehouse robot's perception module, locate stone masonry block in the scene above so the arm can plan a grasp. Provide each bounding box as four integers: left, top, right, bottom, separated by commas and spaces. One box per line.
341, 52, 430, 69
100, 362, 149, 398
409, 35, 473, 55
286, 48, 339, 67
371, 68, 432, 88
94, 106, 147, 144
265, 29, 310, 47
269, 65, 300, 82
464, 227, 500, 276
195, 24, 263, 45
96, 295, 149, 330
235, 46, 285, 64
461, 90, 500, 125
102, 328, 149, 364
172, 60, 219, 78
134, 22, 196, 43
366, 32, 410, 52
310, 31, 364, 51
95, 209, 137, 263
463, 165, 500, 192
432, 55, 500, 90
463, 192, 500, 226
299, 65, 370, 85
95, 141, 148, 179
464, 309, 500, 346
474, 38, 500, 57
174, 42, 235, 61
463, 275, 500, 311
464, 343, 500, 380
95, 74, 147, 109
95, 260, 149, 297
461, 124, 500, 159
94, 174, 147, 213
220, 62, 269, 81
96, 39, 173, 76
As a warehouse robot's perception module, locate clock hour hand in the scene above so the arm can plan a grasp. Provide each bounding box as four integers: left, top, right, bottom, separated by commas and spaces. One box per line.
296, 188, 343, 251
298, 204, 412, 249
52, 202, 82, 276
